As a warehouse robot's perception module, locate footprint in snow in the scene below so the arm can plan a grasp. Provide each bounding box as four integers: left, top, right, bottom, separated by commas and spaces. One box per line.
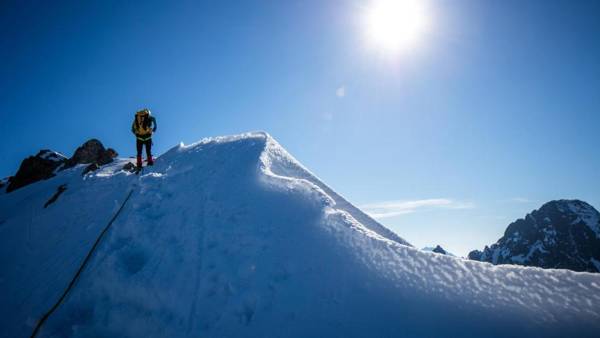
118, 246, 149, 275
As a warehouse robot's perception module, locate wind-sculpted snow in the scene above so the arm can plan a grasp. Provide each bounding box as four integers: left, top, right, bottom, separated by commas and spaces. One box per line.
259, 136, 411, 247
1, 132, 599, 338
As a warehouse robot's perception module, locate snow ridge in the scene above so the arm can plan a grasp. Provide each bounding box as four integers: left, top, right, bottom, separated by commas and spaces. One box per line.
1, 132, 599, 338
259, 134, 412, 246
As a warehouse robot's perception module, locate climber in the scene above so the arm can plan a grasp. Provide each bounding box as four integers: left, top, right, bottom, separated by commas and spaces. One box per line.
131, 108, 157, 168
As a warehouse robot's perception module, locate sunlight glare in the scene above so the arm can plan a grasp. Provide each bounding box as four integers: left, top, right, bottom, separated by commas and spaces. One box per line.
366, 0, 429, 52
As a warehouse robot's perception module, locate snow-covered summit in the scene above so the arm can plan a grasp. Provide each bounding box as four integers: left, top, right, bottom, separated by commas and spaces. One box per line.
1, 133, 600, 338
469, 199, 600, 273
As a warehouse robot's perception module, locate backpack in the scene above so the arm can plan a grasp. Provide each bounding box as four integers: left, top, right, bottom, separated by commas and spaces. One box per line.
133, 110, 153, 136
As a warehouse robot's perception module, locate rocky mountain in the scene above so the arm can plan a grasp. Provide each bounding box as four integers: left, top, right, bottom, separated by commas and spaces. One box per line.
469, 200, 600, 273
5, 150, 66, 193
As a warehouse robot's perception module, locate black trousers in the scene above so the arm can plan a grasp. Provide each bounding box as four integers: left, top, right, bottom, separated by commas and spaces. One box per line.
136, 139, 152, 159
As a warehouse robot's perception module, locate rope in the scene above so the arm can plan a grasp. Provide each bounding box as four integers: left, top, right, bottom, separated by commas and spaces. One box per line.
30, 189, 135, 338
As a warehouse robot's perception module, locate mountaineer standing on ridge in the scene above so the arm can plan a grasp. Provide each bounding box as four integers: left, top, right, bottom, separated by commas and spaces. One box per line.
131, 108, 157, 169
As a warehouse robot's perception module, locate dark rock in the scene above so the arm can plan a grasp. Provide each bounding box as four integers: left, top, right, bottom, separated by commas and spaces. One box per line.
64, 139, 116, 168
0, 177, 10, 190
82, 163, 100, 175
44, 184, 67, 208
423, 245, 454, 256
6, 140, 118, 193
106, 148, 118, 159
6, 150, 67, 193
97, 148, 118, 166
467, 250, 482, 261
468, 200, 600, 273
122, 162, 136, 172
432, 245, 448, 255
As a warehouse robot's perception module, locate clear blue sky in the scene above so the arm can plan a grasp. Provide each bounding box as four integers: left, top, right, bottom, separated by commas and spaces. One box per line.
1, 0, 599, 256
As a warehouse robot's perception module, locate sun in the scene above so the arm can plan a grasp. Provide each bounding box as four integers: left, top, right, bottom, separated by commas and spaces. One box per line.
365, 0, 429, 52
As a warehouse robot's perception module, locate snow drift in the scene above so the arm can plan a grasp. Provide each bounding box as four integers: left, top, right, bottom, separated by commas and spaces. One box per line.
1, 132, 599, 338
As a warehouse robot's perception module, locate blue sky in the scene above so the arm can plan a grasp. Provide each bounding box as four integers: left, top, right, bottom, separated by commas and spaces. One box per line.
1, 0, 599, 256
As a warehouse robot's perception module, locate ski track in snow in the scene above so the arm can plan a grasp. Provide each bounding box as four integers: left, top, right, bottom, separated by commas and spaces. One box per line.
0, 132, 599, 338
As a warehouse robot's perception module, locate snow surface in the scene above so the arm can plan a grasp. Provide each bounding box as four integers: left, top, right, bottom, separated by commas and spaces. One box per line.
1, 132, 600, 338
39, 150, 67, 162
566, 200, 600, 237
510, 241, 548, 264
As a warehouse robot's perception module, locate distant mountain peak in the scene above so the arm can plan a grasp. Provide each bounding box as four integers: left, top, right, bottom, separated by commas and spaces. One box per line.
470, 199, 600, 272
550, 199, 600, 235
422, 245, 454, 256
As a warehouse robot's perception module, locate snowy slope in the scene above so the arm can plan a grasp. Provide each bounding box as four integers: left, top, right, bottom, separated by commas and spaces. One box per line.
1, 132, 600, 338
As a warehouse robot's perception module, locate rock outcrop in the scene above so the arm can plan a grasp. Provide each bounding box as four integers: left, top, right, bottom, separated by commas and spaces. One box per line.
6, 139, 118, 193
64, 139, 118, 169
432, 245, 449, 255
6, 150, 66, 192
422, 245, 454, 256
